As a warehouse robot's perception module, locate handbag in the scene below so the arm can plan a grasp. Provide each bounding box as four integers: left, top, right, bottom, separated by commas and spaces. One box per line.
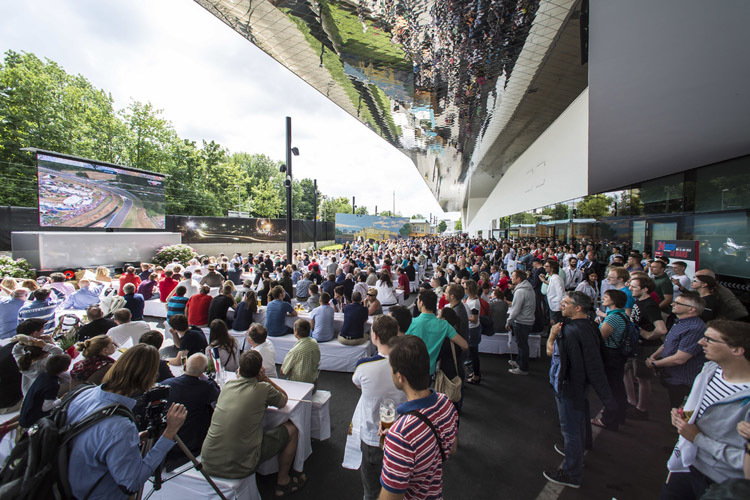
434, 341, 462, 402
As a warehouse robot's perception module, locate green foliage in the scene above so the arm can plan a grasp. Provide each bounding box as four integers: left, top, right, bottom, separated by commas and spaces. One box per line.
250, 177, 284, 218
410, 213, 425, 219
355, 206, 369, 215
320, 196, 353, 221
399, 223, 411, 237
542, 204, 570, 220
379, 210, 400, 217
319, 244, 343, 251
577, 194, 613, 219
0, 256, 34, 278
454, 219, 462, 231
153, 244, 196, 267
437, 220, 447, 233
510, 212, 537, 224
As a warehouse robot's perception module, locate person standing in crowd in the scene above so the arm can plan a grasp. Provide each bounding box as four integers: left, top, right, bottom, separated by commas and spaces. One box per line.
541, 259, 565, 325
506, 270, 536, 376
691, 275, 719, 322
564, 257, 583, 291
650, 260, 674, 313
544, 292, 617, 488
351, 315, 406, 500
380, 335, 459, 499
462, 279, 482, 384
661, 320, 750, 499
627, 276, 668, 420
593, 289, 629, 430
66, 344, 187, 499
694, 268, 749, 321
405, 289, 469, 376
645, 292, 707, 409
280, 319, 320, 384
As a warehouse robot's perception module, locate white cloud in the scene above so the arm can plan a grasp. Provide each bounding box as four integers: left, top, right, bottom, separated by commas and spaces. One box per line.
1, 0, 460, 220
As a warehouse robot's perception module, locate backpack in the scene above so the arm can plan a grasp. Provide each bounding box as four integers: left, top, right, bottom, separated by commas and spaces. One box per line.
615, 312, 640, 358
0, 384, 134, 500
478, 297, 494, 336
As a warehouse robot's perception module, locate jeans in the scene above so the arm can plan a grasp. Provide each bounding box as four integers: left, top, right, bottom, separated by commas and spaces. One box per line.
512, 322, 533, 372
360, 441, 384, 500
555, 394, 585, 483
468, 326, 481, 378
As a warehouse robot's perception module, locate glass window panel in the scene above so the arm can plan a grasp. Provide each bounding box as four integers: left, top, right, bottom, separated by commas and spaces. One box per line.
638, 173, 684, 214
694, 212, 750, 278
632, 220, 646, 252
651, 222, 677, 252
694, 156, 750, 212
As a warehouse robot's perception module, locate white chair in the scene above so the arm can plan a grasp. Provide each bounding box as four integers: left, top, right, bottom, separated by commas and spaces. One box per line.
409, 280, 418, 293
142, 460, 260, 500
310, 390, 331, 441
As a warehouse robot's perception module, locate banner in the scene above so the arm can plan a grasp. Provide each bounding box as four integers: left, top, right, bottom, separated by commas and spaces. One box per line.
334, 213, 410, 243
654, 240, 700, 276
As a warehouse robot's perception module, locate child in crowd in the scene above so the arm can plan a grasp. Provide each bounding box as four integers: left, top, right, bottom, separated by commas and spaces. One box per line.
18, 353, 71, 428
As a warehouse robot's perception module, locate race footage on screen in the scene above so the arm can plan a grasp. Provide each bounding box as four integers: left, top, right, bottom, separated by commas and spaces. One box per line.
37, 153, 166, 229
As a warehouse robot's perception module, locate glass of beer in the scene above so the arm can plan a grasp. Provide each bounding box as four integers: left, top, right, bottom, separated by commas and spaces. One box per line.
379, 399, 396, 448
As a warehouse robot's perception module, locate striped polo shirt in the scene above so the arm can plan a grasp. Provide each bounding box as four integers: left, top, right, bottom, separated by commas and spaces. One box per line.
381, 391, 459, 499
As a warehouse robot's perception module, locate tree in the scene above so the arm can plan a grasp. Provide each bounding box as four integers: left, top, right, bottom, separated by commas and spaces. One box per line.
320, 196, 352, 221
399, 223, 411, 237
249, 177, 284, 217
355, 206, 369, 215
454, 219, 462, 231
294, 178, 317, 220
437, 220, 447, 233
379, 210, 401, 217
577, 194, 613, 219
543, 204, 570, 220
410, 213, 425, 219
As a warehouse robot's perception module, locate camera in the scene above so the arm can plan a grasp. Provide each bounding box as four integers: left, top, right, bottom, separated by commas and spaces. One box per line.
133, 384, 171, 432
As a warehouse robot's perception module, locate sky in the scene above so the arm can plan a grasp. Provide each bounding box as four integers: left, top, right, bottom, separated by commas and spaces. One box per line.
0, 0, 459, 221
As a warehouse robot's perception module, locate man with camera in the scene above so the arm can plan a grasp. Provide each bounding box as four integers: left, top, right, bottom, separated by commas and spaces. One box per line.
201, 350, 305, 496
66, 344, 187, 499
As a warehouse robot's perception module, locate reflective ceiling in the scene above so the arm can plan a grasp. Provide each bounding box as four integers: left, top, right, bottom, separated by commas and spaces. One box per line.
195, 0, 587, 212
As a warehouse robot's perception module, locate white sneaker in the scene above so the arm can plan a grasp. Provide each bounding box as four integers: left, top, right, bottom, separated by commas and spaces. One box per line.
508, 368, 529, 375
508, 360, 519, 369
554, 443, 565, 457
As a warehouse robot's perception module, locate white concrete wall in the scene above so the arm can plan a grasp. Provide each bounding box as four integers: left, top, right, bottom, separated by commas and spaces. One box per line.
466, 89, 589, 236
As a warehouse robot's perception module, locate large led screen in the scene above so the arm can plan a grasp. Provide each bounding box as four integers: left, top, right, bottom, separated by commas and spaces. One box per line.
335, 213, 410, 243
37, 153, 166, 229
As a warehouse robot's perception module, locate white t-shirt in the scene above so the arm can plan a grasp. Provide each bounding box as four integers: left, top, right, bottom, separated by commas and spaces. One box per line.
672, 274, 691, 297
352, 355, 407, 447
252, 339, 277, 378
465, 298, 480, 328
108, 321, 151, 347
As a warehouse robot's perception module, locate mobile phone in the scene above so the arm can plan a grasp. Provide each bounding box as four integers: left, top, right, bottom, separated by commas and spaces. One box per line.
471, 308, 479, 315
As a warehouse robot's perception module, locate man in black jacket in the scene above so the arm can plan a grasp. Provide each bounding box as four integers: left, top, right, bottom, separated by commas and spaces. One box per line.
543, 291, 617, 489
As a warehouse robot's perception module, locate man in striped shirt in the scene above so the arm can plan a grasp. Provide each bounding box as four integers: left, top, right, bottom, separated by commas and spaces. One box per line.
17, 288, 57, 336
380, 335, 459, 500
662, 320, 750, 499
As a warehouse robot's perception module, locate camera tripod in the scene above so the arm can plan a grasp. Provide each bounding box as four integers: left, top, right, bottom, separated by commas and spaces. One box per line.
137, 402, 227, 500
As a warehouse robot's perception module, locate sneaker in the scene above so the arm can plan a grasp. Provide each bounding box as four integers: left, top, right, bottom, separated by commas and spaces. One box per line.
508, 368, 529, 375
508, 360, 519, 369
553, 443, 565, 457
543, 468, 580, 488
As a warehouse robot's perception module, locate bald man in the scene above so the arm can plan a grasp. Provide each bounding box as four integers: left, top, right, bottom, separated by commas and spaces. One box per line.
162, 353, 220, 467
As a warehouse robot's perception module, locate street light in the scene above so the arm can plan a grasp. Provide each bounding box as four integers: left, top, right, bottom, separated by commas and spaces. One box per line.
721, 188, 730, 211
282, 117, 300, 263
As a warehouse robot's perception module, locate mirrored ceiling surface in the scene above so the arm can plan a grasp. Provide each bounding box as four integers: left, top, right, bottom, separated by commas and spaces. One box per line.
195, 0, 587, 212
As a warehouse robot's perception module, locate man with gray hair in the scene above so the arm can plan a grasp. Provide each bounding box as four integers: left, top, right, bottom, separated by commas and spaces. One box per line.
544, 291, 616, 489
62, 279, 102, 310
162, 353, 220, 468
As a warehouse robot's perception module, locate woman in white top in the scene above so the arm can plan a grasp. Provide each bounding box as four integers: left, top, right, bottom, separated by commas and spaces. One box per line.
246, 323, 277, 378
206, 319, 239, 372
374, 272, 398, 307
575, 270, 600, 310
464, 279, 482, 384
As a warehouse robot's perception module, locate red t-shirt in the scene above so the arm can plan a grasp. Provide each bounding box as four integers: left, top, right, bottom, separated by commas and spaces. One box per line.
398, 273, 410, 300
186, 293, 212, 326
118, 273, 141, 296
159, 277, 178, 303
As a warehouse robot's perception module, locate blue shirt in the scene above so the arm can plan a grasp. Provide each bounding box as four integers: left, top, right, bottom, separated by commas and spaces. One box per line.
310, 304, 335, 342
123, 293, 145, 321
63, 285, 102, 310
18, 298, 57, 335
67, 386, 175, 499
549, 341, 561, 394
265, 299, 294, 337
166, 296, 189, 318
0, 297, 25, 339
660, 315, 706, 386
340, 302, 369, 340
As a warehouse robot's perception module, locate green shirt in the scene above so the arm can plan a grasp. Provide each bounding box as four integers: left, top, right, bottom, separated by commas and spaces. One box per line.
201, 376, 284, 478
653, 274, 673, 302
281, 336, 321, 383
405, 312, 457, 374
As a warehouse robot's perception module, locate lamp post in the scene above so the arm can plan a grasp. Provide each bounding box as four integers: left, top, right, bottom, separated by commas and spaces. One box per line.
281, 117, 299, 264
313, 179, 318, 250
721, 188, 729, 211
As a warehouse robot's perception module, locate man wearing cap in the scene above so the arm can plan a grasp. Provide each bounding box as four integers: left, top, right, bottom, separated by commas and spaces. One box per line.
200, 264, 224, 288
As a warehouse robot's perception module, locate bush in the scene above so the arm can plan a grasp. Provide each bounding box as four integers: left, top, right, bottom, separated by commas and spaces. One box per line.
0, 256, 35, 279
152, 244, 196, 267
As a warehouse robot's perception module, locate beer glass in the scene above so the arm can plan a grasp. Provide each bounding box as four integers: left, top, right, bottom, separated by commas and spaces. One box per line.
379, 398, 396, 448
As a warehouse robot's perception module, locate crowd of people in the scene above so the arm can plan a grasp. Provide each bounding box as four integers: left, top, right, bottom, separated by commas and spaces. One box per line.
1, 233, 749, 498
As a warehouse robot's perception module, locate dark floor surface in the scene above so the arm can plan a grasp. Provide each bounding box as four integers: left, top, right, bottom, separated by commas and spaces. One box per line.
250, 350, 676, 500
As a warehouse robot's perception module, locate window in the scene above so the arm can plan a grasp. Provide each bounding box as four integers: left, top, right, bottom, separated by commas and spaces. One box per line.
694, 212, 750, 278
636, 173, 684, 214
694, 156, 750, 212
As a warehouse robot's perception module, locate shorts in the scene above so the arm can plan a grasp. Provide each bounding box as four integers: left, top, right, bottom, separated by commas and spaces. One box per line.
634, 344, 661, 380
257, 424, 290, 470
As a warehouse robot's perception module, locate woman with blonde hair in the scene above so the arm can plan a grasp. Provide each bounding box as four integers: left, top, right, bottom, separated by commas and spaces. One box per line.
21, 279, 39, 291
95, 266, 112, 283
0, 277, 17, 297
70, 335, 117, 386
